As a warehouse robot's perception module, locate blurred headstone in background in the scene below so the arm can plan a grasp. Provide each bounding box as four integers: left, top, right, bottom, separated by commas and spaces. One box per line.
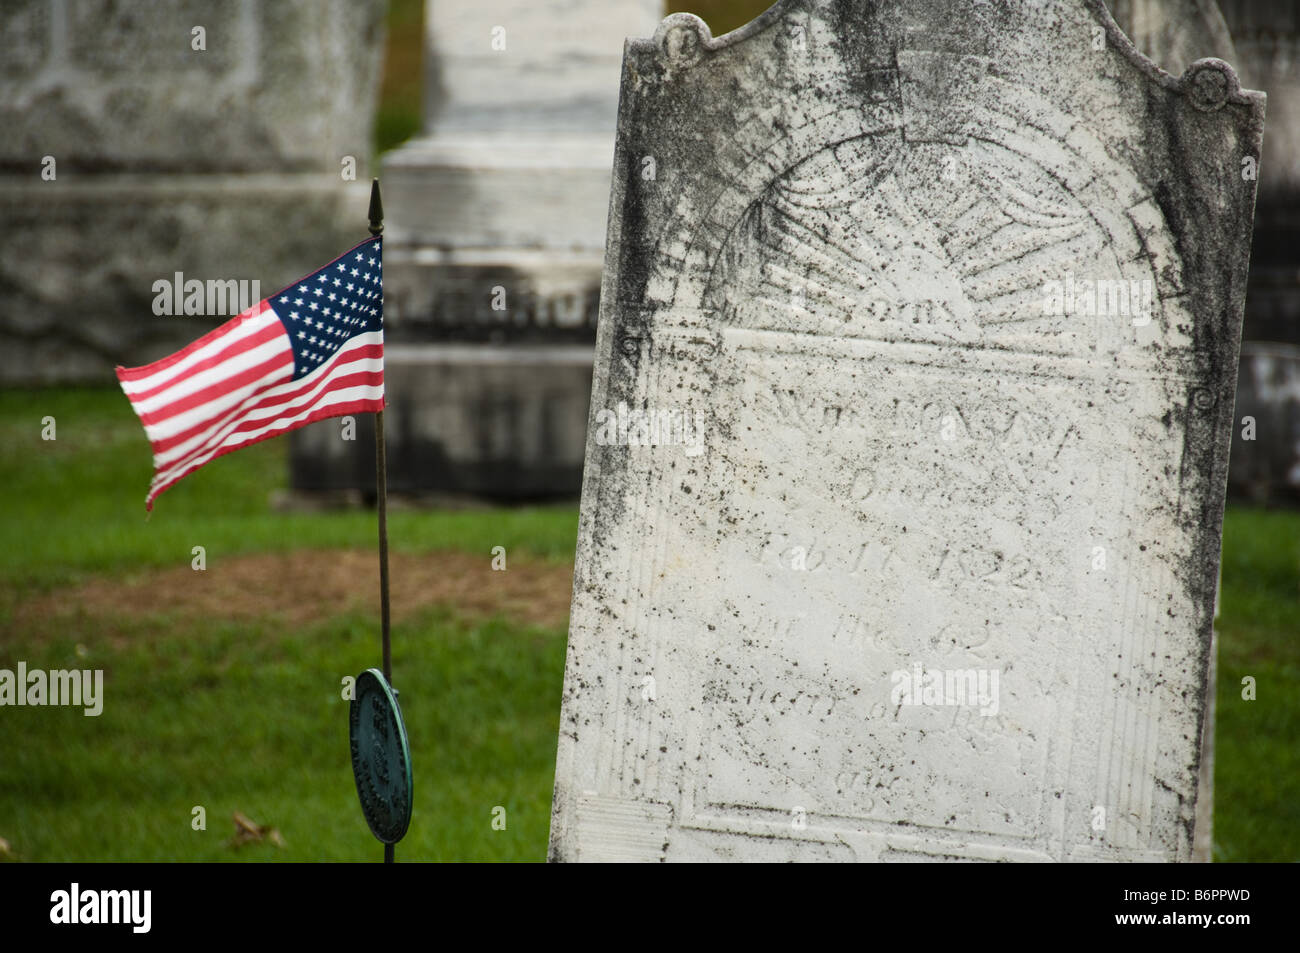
1213, 3, 1300, 503
1107, 0, 1237, 76
0, 0, 387, 385
290, 0, 663, 502
1230, 342, 1300, 504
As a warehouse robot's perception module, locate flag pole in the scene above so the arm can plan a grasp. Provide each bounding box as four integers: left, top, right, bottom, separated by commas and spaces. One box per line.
368, 178, 394, 866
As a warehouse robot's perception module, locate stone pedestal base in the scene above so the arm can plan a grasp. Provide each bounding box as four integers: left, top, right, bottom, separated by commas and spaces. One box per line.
289, 344, 593, 500
0, 175, 369, 384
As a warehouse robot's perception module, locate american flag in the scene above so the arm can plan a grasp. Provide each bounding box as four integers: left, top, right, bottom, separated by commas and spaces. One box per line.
117, 237, 384, 510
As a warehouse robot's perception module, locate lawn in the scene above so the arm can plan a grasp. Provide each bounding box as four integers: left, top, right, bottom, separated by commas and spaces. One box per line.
0, 387, 577, 862
1, 387, 1297, 862
1212, 507, 1300, 861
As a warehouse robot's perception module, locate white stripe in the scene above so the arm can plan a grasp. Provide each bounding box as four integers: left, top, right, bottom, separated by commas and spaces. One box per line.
133, 334, 293, 417
150, 348, 381, 470
146, 357, 295, 466
150, 333, 383, 487
144, 329, 376, 453
228, 333, 383, 425
120, 308, 280, 396
151, 384, 384, 492
142, 347, 294, 446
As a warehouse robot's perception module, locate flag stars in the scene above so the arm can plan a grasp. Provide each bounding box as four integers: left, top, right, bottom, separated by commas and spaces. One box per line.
287, 241, 380, 373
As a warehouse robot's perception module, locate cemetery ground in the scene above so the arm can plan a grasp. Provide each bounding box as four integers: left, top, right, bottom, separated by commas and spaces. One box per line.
0, 386, 1296, 862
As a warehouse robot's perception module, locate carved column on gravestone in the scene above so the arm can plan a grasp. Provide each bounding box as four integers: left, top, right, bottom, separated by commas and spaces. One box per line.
1106, 0, 1239, 864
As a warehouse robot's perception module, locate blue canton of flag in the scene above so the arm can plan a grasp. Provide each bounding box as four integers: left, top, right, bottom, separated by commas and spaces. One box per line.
283, 237, 383, 377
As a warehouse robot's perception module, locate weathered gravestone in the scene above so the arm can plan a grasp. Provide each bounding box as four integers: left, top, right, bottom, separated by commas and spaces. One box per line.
549, 0, 1264, 862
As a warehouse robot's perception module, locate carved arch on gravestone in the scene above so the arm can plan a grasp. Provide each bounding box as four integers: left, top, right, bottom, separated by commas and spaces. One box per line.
636, 1, 1250, 363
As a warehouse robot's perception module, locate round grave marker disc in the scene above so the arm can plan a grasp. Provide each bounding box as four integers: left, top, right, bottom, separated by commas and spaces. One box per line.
349, 668, 413, 845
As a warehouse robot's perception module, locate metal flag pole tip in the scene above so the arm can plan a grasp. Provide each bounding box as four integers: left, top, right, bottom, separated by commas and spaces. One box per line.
347, 178, 410, 864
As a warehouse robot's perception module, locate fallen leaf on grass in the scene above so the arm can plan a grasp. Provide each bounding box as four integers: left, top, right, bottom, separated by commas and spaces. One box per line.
227, 811, 286, 849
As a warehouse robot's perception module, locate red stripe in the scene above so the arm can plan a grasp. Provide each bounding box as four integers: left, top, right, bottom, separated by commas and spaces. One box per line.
146, 350, 300, 455
148, 341, 382, 457
156, 341, 384, 441
149, 358, 381, 459
145, 395, 386, 511
136, 348, 294, 428
232, 344, 384, 415
126, 320, 286, 404
116, 301, 271, 382
191, 369, 384, 446
149, 349, 383, 476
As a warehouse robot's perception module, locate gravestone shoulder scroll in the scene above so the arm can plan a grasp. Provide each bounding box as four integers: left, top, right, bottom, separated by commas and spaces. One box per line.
549, 0, 1264, 862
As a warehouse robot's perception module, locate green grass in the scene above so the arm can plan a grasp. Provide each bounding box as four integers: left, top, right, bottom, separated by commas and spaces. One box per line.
1212, 507, 1300, 862
0, 387, 575, 862
1, 386, 1297, 861
0, 387, 578, 596
1, 607, 565, 862
668, 1, 779, 36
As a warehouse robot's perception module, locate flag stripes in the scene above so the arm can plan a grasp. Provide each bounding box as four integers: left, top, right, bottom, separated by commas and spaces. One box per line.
117, 238, 384, 510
